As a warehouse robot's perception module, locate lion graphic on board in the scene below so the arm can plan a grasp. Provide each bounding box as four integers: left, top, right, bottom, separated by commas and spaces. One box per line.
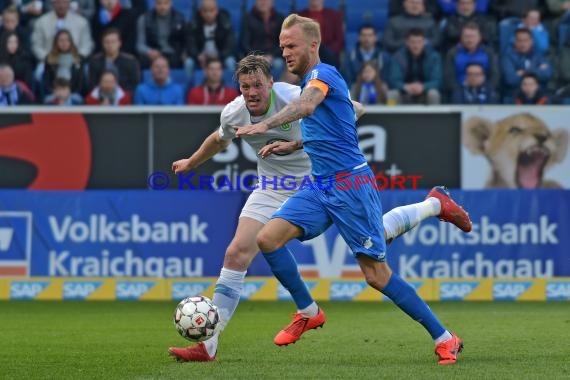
462, 112, 568, 188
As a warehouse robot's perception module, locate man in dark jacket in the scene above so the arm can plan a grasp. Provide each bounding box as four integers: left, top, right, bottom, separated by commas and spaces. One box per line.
92, 0, 137, 55
451, 62, 498, 103
343, 24, 390, 85
88, 28, 141, 93
384, 0, 440, 53
387, 28, 442, 104
136, 0, 186, 69
185, 0, 236, 81
240, 0, 285, 78
442, 0, 496, 50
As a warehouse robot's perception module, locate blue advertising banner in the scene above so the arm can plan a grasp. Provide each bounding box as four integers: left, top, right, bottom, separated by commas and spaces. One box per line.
0, 191, 245, 277
0, 190, 567, 278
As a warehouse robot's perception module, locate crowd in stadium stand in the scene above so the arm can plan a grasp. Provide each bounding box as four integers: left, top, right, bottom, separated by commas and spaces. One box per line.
0, 0, 569, 106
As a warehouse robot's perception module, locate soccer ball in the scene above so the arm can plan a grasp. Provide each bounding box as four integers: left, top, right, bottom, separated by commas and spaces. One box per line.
173, 296, 219, 342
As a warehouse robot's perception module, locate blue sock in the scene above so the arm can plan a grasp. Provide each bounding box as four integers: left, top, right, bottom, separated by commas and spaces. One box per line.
263, 246, 314, 310
381, 273, 446, 340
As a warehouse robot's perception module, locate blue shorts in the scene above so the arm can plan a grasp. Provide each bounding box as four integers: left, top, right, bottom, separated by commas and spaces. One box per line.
272, 165, 386, 261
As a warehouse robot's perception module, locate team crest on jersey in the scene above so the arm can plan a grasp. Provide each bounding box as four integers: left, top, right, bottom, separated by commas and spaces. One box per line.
280, 123, 292, 131
310, 69, 318, 80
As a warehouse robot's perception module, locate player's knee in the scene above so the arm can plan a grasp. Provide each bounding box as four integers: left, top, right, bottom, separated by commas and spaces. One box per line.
363, 270, 391, 291
224, 242, 256, 270
256, 231, 280, 253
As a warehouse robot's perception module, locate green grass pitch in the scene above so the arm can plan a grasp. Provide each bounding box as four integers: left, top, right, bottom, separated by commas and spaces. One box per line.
1, 301, 569, 379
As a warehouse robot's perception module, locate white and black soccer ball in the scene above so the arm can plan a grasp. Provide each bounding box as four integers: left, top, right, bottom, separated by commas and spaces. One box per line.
173, 296, 219, 342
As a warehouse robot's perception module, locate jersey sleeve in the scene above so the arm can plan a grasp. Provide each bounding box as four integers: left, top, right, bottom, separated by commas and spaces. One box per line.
217, 98, 242, 141
273, 82, 302, 103
306, 65, 338, 92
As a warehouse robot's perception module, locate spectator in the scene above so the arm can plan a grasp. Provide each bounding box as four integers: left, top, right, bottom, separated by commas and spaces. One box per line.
87, 27, 140, 93
557, 42, 570, 100
451, 62, 498, 103
343, 24, 390, 85
0, 63, 34, 105
514, 73, 549, 103
240, 0, 285, 78
387, 28, 442, 104
0, 6, 30, 51
490, 0, 541, 19
444, 22, 498, 95
501, 28, 552, 97
85, 69, 131, 105
185, 0, 236, 81
187, 57, 239, 105
389, 0, 441, 19
441, 0, 497, 50
545, 0, 570, 18
136, 0, 186, 69
519, 9, 549, 54
351, 60, 388, 105
134, 55, 184, 105
31, 0, 94, 62
0, 31, 35, 87
299, 0, 344, 67
42, 29, 85, 95
43, 76, 83, 104
91, 0, 136, 54
44, 0, 96, 20
384, 0, 440, 53
437, 0, 490, 15
17, 0, 44, 28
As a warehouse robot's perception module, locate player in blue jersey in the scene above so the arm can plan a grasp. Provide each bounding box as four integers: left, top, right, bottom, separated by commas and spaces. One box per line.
236, 14, 465, 365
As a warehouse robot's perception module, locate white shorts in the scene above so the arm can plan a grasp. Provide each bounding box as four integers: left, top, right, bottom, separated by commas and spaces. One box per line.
240, 188, 294, 224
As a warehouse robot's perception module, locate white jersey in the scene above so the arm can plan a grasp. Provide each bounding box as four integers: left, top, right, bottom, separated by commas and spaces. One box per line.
218, 82, 311, 192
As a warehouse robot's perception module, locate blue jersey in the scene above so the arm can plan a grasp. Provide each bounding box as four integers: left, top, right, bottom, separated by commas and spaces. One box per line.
299, 63, 366, 177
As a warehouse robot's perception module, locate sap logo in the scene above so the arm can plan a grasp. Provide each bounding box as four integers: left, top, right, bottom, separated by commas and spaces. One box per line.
63, 281, 103, 300
440, 282, 479, 301
0, 227, 14, 251
493, 282, 532, 300
546, 282, 570, 301
330, 281, 367, 301
116, 281, 156, 300
10, 281, 49, 300
278, 281, 316, 300
171, 282, 211, 300
383, 281, 423, 302
240, 281, 265, 300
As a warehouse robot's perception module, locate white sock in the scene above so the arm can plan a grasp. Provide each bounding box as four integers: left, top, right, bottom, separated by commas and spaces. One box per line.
298, 301, 319, 318
434, 330, 453, 345
383, 199, 441, 242
203, 267, 246, 357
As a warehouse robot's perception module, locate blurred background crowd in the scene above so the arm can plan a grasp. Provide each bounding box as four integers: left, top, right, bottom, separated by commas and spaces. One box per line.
0, 0, 569, 106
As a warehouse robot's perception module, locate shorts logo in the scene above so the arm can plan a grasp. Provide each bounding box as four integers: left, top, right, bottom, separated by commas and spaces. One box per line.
493, 281, 532, 300
330, 281, 367, 300
171, 282, 212, 300
240, 281, 265, 299
63, 281, 103, 300
10, 281, 49, 300
116, 281, 156, 300
440, 282, 480, 300
546, 281, 570, 301
362, 236, 373, 249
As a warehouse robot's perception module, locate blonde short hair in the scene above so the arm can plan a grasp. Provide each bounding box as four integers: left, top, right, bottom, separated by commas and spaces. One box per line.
282, 14, 321, 44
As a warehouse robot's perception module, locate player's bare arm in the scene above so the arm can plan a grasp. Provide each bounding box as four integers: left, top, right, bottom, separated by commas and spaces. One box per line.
258, 139, 303, 158
172, 131, 231, 174
235, 86, 326, 137
352, 100, 365, 120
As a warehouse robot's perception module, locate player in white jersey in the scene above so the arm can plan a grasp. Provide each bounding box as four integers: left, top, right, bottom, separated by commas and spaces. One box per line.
168, 55, 472, 362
